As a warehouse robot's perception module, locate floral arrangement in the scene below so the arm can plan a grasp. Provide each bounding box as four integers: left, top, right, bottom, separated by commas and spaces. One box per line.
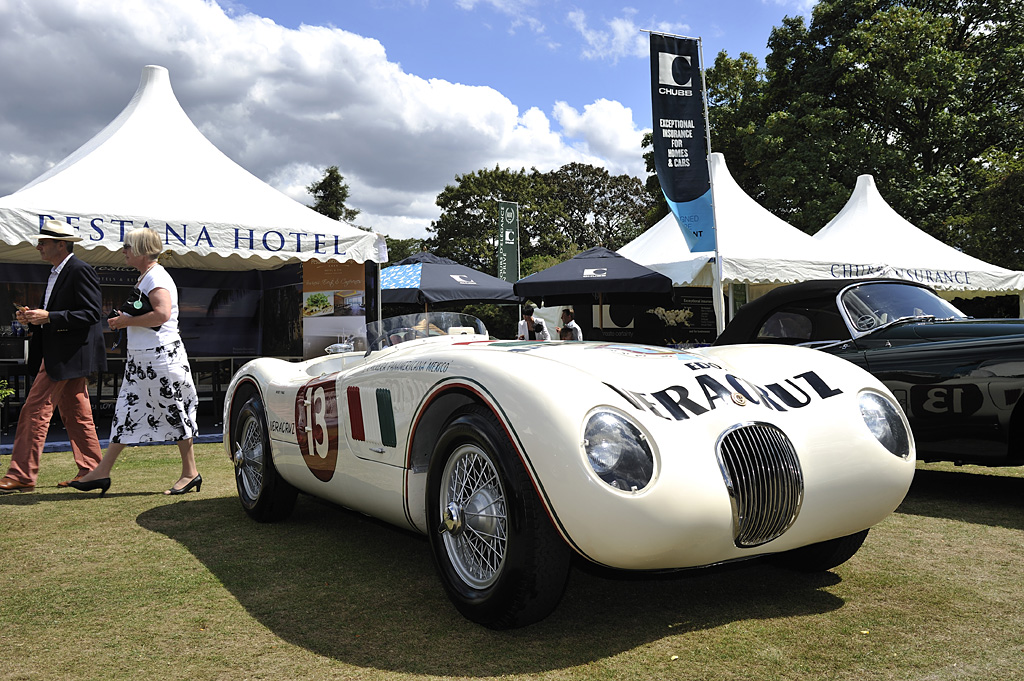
646, 306, 694, 327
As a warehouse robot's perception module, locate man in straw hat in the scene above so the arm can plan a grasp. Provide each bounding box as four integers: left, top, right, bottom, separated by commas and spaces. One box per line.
0, 220, 107, 492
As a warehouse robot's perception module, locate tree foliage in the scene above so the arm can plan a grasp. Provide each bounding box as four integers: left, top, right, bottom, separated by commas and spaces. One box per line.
424, 163, 654, 276
384, 236, 422, 264
307, 166, 361, 223
703, 0, 1024, 243
639, 132, 668, 226
546, 163, 651, 249
946, 151, 1024, 270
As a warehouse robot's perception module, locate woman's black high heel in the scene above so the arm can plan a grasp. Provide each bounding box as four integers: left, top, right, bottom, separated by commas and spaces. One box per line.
68, 478, 111, 497
165, 474, 202, 496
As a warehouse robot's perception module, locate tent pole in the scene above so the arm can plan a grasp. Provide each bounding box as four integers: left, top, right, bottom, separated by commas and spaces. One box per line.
699, 37, 726, 337
374, 261, 382, 326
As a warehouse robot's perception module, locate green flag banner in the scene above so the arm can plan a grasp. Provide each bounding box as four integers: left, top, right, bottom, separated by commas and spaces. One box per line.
497, 201, 519, 284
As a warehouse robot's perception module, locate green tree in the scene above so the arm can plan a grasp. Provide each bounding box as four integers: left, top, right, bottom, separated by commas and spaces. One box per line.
706, 0, 1024, 237
544, 163, 653, 250
307, 166, 361, 223
946, 150, 1024, 270
384, 236, 422, 264
424, 165, 570, 274
640, 132, 668, 226
705, 50, 765, 192
426, 163, 654, 274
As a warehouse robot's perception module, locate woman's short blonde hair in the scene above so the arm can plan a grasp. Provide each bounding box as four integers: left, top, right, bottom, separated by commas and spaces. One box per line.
123, 228, 163, 260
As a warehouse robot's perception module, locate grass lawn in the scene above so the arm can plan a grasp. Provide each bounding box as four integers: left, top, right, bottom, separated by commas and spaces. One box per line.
2, 444, 1023, 680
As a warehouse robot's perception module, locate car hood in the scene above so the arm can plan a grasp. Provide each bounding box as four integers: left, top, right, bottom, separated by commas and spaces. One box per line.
463, 339, 705, 369
877, 318, 1024, 342
444, 339, 830, 393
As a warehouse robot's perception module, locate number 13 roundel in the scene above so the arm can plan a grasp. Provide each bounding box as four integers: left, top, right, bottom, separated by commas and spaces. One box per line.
296, 377, 339, 482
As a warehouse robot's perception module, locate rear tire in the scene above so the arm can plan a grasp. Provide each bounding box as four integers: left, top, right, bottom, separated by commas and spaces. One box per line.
231, 393, 298, 522
772, 529, 869, 572
427, 406, 571, 629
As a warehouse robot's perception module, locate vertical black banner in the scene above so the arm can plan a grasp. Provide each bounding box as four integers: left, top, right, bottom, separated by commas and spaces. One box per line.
650, 33, 715, 252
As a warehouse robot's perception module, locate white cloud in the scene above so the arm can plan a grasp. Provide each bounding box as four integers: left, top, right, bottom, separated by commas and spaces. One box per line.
568, 8, 690, 63
454, 0, 545, 35
765, 0, 818, 15
553, 99, 649, 177
0, 0, 646, 240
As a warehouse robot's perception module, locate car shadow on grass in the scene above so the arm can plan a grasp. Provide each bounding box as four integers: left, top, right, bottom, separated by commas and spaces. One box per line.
896, 467, 1024, 530
136, 495, 845, 676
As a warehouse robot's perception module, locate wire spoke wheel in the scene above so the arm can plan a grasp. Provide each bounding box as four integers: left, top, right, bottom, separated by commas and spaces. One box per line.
427, 406, 571, 628
234, 411, 266, 504
230, 392, 297, 522
440, 443, 508, 589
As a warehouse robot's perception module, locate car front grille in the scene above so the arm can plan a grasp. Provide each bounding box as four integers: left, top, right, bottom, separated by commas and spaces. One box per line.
716, 423, 804, 548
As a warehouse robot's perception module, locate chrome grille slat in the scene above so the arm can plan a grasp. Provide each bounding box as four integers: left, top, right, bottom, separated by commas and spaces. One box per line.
717, 423, 804, 548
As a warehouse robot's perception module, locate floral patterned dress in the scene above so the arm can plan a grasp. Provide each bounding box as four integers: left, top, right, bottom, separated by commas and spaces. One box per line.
109, 264, 198, 444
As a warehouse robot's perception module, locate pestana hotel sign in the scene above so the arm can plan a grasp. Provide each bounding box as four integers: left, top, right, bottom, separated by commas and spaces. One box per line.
35, 212, 351, 256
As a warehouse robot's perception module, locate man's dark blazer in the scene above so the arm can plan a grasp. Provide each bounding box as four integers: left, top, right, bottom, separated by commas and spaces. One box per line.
27, 254, 107, 381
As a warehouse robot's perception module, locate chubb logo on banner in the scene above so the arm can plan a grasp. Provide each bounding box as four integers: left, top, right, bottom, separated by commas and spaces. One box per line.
658, 53, 692, 88
504, 229, 516, 244
584, 268, 608, 278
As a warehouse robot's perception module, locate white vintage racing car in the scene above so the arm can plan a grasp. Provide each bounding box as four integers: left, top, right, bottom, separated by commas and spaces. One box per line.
223, 312, 915, 628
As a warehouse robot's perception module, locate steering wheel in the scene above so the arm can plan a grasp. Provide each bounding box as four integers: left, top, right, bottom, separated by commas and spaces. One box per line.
855, 314, 877, 331
386, 327, 430, 346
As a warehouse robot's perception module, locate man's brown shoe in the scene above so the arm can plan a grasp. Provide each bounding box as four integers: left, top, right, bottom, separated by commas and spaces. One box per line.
57, 475, 85, 488
0, 476, 35, 493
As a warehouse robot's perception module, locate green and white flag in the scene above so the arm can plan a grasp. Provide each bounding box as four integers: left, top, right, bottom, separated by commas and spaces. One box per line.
497, 201, 519, 283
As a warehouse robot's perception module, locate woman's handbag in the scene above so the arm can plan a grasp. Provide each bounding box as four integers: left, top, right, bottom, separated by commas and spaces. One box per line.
122, 287, 153, 316
109, 288, 161, 330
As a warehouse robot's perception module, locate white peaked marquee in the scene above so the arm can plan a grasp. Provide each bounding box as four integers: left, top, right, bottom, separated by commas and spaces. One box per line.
0, 65, 387, 270
814, 174, 1024, 298
619, 153, 881, 287
616, 210, 706, 285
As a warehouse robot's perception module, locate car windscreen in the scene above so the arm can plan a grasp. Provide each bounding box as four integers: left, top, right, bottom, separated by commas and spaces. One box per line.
840, 283, 965, 332
365, 312, 488, 350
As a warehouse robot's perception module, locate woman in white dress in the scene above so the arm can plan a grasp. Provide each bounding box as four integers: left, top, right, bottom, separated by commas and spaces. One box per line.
70, 228, 201, 496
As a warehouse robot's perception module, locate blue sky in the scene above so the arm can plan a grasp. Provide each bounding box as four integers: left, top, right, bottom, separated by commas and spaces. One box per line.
0, 0, 815, 240
231, 0, 808, 120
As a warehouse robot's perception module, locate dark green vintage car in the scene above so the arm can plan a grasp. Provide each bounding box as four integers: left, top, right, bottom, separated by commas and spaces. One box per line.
717, 279, 1024, 466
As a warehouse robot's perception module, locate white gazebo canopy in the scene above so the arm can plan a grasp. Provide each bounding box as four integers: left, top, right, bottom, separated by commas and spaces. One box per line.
814, 174, 1024, 299
619, 153, 881, 287
0, 65, 387, 270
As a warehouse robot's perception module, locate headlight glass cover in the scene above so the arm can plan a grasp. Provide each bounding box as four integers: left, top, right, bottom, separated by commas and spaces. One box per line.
583, 410, 654, 492
859, 391, 912, 458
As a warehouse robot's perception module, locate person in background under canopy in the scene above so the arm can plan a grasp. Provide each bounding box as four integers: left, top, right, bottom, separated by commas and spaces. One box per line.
517, 305, 550, 341
559, 307, 583, 341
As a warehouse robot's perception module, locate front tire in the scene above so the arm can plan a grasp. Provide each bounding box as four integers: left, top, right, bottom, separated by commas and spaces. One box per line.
772, 529, 869, 572
427, 406, 571, 629
231, 393, 298, 522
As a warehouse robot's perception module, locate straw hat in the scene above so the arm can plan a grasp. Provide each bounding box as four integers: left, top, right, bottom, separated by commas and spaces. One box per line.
34, 219, 83, 242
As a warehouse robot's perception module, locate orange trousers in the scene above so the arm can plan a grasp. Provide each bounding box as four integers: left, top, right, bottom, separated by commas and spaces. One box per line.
4, 364, 103, 485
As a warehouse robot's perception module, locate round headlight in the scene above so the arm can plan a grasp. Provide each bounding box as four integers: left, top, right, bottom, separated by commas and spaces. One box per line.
859, 391, 912, 458
583, 410, 654, 492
